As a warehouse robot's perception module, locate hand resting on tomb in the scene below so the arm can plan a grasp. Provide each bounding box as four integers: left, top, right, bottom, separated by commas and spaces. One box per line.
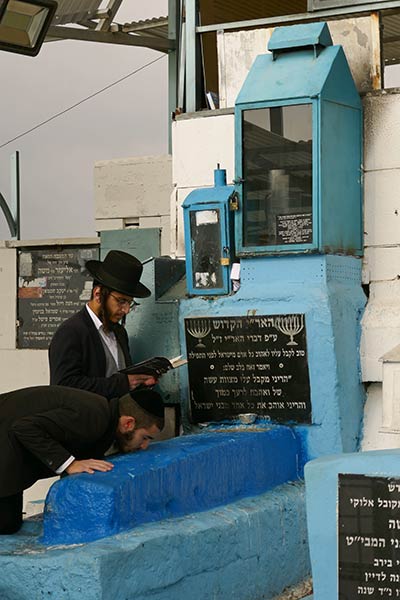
65, 459, 114, 475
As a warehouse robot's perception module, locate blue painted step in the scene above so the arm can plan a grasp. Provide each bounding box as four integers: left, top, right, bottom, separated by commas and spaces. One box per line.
43, 427, 301, 545
0, 482, 310, 600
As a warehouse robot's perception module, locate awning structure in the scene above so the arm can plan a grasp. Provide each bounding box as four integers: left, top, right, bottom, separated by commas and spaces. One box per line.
43, 1, 400, 67
52, 0, 104, 25
46, 0, 173, 53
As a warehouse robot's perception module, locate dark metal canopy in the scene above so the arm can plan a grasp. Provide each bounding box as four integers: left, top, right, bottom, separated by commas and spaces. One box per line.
46, 0, 174, 53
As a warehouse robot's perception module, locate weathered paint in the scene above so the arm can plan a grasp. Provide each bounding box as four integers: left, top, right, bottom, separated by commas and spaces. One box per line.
235, 41, 361, 109
179, 254, 366, 459
182, 167, 235, 295
268, 22, 333, 52
216, 16, 381, 107
305, 449, 400, 600
0, 482, 310, 600
235, 24, 363, 257
43, 428, 301, 545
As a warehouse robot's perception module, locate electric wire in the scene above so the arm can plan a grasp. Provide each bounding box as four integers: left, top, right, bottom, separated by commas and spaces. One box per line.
0, 53, 166, 150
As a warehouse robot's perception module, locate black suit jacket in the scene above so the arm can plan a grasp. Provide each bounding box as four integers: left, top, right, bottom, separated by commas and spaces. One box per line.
49, 307, 132, 400
0, 385, 119, 497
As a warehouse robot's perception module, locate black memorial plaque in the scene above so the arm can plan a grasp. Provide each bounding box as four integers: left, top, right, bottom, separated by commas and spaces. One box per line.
17, 246, 98, 349
184, 314, 311, 424
339, 473, 400, 600
276, 212, 312, 245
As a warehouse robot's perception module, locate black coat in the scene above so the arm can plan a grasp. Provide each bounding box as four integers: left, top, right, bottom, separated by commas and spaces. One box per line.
48, 307, 131, 400
0, 385, 119, 497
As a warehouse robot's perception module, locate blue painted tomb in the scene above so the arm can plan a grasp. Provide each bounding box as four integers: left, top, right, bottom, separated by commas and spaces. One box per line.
43, 428, 301, 545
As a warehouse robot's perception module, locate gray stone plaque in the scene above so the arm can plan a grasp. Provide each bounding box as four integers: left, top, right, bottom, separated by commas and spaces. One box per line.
17, 246, 98, 349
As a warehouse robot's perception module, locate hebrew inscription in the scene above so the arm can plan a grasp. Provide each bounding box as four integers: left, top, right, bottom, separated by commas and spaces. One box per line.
184, 314, 311, 424
17, 246, 98, 349
339, 474, 400, 599
276, 212, 313, 245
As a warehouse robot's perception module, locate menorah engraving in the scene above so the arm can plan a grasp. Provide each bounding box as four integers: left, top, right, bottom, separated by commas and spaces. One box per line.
187, 319, 211, 349
274, 314, 304, 346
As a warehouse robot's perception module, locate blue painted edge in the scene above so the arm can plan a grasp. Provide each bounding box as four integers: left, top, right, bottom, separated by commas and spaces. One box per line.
182, 184, 234, 206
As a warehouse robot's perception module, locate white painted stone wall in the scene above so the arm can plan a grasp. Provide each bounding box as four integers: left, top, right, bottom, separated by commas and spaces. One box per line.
360, 90, 400, 450
94, 155, 173, 256
171, 112, 235, 256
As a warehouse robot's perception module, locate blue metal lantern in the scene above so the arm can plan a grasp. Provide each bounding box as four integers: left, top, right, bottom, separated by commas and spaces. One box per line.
235, 22, 363, 257
182, 166, 235, 295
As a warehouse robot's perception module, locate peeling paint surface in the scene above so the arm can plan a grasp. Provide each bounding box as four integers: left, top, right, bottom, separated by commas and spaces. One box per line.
43, 428, 301, 545
0, 482, 310, 600
180, 254, 366, 459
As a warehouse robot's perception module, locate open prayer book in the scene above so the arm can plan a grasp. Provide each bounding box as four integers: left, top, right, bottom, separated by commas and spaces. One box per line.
119, 355, 187, 378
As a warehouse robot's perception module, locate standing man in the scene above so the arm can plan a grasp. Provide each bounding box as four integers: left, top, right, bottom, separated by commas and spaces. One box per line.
0, 385, 164, 534
49, 250, 156, 399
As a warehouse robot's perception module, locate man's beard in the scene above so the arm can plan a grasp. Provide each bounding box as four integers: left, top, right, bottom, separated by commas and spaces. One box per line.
115, 429, 135, 453
99, 297, 116, 333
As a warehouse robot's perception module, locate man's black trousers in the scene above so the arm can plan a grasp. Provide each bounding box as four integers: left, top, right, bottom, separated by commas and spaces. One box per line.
0, 493, 23, 534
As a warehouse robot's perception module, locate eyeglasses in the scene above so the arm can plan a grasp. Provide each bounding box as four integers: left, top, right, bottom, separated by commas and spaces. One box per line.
109, 293, 139, 310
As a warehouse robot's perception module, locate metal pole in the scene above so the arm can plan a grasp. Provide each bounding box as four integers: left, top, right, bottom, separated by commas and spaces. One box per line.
0, 191, 16, 237
168, 0, 179, 151
185, 0, 197, 113
10, 151, 20, 240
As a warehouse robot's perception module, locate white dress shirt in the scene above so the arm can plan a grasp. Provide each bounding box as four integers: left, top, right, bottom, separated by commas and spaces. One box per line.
86, 303, 121, 368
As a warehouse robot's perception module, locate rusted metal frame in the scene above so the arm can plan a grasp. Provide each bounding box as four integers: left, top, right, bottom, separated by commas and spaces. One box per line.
195, 2, 400, 34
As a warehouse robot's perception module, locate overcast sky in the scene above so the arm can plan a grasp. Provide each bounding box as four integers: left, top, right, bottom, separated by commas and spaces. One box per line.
0, 0, 169, 241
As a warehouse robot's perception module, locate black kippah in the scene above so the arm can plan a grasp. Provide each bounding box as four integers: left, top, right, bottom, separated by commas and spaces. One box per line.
129, 388, 165, 419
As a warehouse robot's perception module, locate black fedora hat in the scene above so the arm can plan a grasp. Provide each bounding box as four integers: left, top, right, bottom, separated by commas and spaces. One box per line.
85, 251, 151, 298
